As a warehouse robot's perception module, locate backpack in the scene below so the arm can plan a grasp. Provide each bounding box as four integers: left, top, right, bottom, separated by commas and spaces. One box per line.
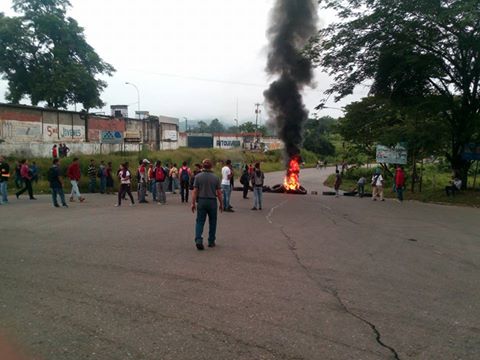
97, 167, 103, 178
155, 167, 166, 182
240, 172, 249, 186
181, 167, 190, 182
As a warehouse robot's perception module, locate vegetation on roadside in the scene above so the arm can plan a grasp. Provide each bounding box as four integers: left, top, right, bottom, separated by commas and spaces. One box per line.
325, 165, 480, 207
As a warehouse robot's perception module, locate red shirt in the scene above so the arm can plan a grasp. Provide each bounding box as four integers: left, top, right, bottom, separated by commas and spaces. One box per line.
395, 168, 405, 187
20, 164, 31, 180
67, 162, 81, 181
52, 147, 58, 158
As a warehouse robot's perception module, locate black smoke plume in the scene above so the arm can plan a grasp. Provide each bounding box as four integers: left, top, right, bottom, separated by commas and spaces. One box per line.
263, 0, 318, 160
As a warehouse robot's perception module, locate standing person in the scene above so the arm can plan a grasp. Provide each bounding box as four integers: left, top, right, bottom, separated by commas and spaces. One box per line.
66, 157, 85, 202
58, 144, 64, 158
148, 163, 156, 201
334, 170, 342, 197
240, 165, 250, 199
221, 159, 234, 212
179, 161, 192, 203
137, 159, 149, 203
115, 163, 135, 207
357, 176, 366, 198
0, 156, 10, 204
191, 159, 223, 250
250, 162, 264, 210
15, 159, 36, 200
394, 165, 406, 202
63, 143, 70, 157
47, 158, 68, 208
105, 161, 114, 194
87, 159, 97, 193
170, 163, 179, 194
98, 160, 107, 194
154, 160, 167, 204
371, 168, 385, 201
52, 144, 58, 159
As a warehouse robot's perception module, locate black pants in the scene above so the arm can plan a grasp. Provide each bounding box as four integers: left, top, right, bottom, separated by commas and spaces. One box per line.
180, 180, 189, 202
118, 184, 134, 205
16, 178, 33, 199
243, 184, 249, 198
445, 185, 458, 196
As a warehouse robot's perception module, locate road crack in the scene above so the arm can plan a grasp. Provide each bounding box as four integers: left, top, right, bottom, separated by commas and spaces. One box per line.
266, 202, 401, 360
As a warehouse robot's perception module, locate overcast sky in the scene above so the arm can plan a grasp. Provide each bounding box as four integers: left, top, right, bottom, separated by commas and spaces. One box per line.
0, 0, 368, 125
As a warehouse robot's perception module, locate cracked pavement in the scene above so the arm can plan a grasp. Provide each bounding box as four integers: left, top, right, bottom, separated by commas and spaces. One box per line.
0, 168, 479, 359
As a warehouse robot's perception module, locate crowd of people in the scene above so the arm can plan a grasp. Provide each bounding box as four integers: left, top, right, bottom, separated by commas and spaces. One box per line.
0, 155, 267, 250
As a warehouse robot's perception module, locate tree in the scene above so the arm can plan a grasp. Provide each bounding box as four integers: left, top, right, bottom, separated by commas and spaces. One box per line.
310, 0, 480, 187
302, 116, 336, 156
0, 0, 115, 109
208, 118, 225, 133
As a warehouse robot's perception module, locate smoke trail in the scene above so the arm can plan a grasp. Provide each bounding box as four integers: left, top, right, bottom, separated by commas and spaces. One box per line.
263, 0, 318, 159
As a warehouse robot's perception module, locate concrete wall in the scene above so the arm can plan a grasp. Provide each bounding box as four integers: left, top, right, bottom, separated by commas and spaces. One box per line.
0, 103, 178, 157
213, 133, 244, 149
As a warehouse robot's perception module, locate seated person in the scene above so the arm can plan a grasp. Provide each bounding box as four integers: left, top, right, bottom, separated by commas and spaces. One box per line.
445, 176, 462, 196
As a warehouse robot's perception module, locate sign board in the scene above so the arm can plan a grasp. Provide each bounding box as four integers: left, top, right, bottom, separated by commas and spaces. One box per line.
124, 131, 141, 143
163, 130, 178, 141
462, 143, 480, 161
376, 144, 408, 164
216, 140, 241, 148
101, 130, 123, 144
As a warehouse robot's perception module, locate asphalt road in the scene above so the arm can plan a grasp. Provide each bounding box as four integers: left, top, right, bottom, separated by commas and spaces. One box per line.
0, 168, 479, 360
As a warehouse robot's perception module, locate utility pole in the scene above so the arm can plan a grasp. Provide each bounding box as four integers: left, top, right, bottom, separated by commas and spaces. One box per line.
254, 103, 261, 148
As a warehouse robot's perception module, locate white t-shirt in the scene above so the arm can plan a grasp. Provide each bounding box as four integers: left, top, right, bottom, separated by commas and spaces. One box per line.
120, 170, 131, 184
371, 174, 383, 187
221, 166, 231, 185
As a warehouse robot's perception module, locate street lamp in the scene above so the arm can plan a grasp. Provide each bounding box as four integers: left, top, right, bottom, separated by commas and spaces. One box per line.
125, 82, 140, 118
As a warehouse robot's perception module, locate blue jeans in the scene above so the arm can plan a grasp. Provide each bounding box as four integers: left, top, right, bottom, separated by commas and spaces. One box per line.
221, 184, 231, 210
253, 186, 263, 209
150, 180, 157, 200
88, 177, 96, 193
396, 186, 404, 201
51, 186, 67, 206
99, 177, 107, 194
195, 198, 218, 245
0, 181, 7, 203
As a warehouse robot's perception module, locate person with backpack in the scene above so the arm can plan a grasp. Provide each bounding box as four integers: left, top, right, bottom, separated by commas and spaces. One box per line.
67, 157, 85, 202
250, 162, 264, 210
48, 158, 68, 208
179, 161, 192, 203
154, 160, 167, 204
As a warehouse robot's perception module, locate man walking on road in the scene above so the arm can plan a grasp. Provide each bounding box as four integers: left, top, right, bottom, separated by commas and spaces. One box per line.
15, 159, 36, 200
191, 159, 223, 250
251, 162, 264, 210
67, 157, 85, 202
47, 159, 68, 208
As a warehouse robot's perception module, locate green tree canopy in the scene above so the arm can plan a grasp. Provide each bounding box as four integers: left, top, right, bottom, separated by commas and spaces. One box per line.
0, 0, 115, 109
309, 0, 480, 185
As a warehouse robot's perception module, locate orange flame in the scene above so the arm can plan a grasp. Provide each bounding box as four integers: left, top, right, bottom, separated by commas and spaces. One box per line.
283, 156, 301, 191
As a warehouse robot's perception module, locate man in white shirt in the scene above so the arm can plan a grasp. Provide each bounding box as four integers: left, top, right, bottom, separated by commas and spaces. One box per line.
221, 159, 234, 212
445, 176, 462, 196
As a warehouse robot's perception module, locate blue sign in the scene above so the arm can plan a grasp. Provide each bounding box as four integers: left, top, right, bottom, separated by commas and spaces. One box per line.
101, 130, 123, 144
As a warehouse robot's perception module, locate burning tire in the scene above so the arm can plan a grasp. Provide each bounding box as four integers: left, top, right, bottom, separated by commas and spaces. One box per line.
270, 184, 307, 195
